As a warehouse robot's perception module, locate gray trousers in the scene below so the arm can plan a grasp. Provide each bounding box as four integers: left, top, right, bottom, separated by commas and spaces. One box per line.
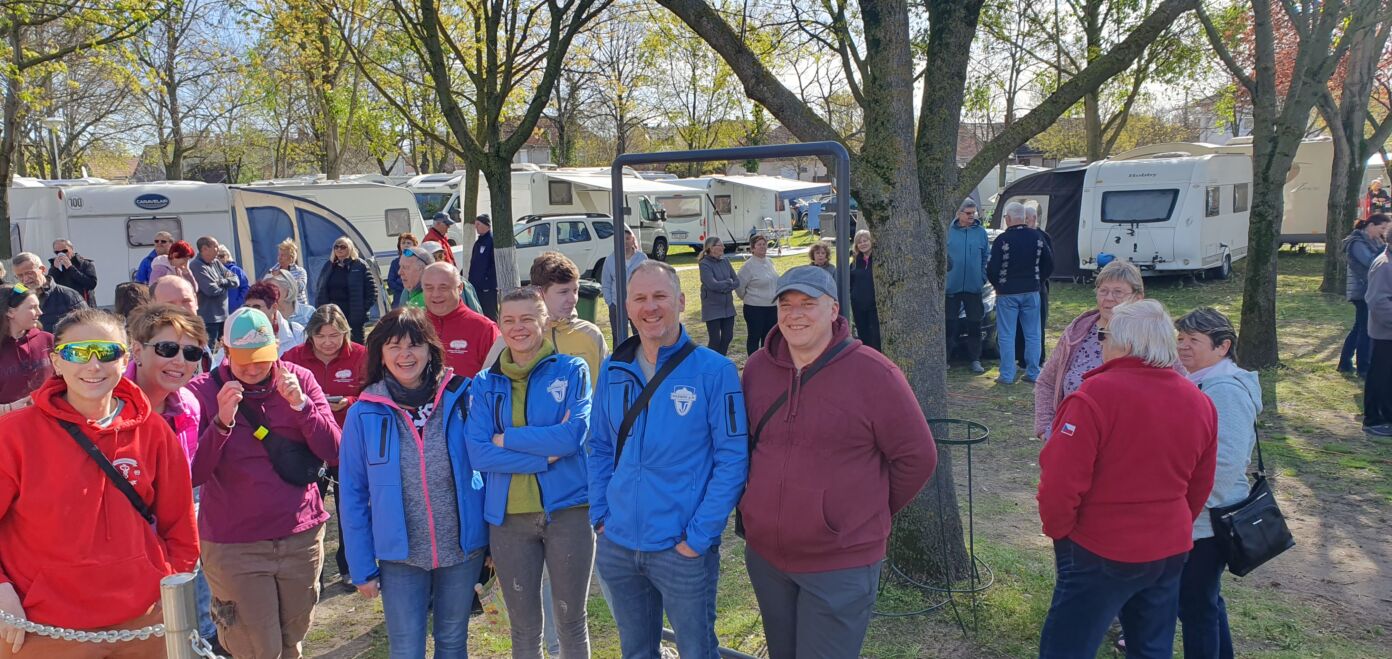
745, 545, 882, 659
490, 507, 595, 659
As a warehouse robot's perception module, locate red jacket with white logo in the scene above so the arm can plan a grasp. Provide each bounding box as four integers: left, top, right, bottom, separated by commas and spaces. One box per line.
0, 376, 198, 628
1038, 356, 1217, 562
424, 227, 456, 266
283, 341, 368, 428
429, 302, 500, 378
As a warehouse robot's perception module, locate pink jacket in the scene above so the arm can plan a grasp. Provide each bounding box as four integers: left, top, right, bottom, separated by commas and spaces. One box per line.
124, 361, 202, 467
1034, 310, 1101, 437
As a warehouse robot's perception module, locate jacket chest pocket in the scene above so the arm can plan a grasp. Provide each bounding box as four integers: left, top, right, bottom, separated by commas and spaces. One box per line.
604, 380, 635, 436
365, 415, 393, 466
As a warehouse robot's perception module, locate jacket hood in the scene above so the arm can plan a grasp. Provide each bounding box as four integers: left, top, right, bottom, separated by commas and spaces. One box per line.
1189, 358, 1263, 414
949, 217, 983, 230
762, 315, 860, 371
32, 373, 153, 433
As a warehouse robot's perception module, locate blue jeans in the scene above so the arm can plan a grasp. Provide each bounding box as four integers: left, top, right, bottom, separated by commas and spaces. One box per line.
996, 292, 1041, 381
595, 534, 720, 659
379, 555, 486, 659
194, 567, 217, 639
1178, 537, 1234, 659
1038, 538, 1187, 659
1340, 299, 1370, 375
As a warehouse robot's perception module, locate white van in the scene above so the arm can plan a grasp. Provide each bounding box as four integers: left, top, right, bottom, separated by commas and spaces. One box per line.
19, 182, 389, 313
1079, 154, 1251, 277
668, 175, 830, 249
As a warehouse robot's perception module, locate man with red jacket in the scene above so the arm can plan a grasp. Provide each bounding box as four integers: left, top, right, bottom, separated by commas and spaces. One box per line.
1037, 299, 1218, 658
739, 266, 937, 659
424, 212, 457, 267
421, 262, 501, 377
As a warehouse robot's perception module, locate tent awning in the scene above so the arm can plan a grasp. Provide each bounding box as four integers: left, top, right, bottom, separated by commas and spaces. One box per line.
546, 172, 697, 195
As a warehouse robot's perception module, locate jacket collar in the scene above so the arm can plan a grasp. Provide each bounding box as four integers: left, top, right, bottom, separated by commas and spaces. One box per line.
611, 325, 692, 367
762, 316, 858, 370
1082, 355, 1166, 380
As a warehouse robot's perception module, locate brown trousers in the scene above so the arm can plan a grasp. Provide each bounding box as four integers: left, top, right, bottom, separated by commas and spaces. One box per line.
0, 608, 164, 659
201, 525, 325, 659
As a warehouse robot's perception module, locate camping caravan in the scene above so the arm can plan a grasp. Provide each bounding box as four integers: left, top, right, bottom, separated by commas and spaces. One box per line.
1113, 138, 1391, 246
240, 181, 428, 275
668, 175, 830, 249
24, 182, 388, 314
992, 153, 1252, 279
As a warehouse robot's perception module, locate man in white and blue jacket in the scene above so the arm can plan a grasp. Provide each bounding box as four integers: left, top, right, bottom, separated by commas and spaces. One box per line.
588, 260, 749, 659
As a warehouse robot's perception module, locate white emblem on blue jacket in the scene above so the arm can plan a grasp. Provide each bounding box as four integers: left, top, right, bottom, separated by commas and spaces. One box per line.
548, 378, 567, 403
671, 385, 697, 416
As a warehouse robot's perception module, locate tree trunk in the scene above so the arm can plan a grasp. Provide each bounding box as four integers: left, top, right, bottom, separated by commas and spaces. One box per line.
1321, 105, 1352, 294
479, 155, 520, 293
1238, 116, 1300, 369
0, 24, 23, 259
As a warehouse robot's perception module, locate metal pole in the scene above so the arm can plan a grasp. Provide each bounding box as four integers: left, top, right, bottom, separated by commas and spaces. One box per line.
611, 142, 853, 332
161, 572, 198, 659
50, 129, 61, 180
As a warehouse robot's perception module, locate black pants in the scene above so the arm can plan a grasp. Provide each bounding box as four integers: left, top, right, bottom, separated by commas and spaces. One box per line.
706, 316, 735, 356
477, 288, 498, 321
853, 304, 881, 352
206, 321, 225, 346
319, 467, 350, 579
945, 292, 984, 361
1017, 282, 1050, 366
1364, 338, 1392, 426
744, 305, 777, 355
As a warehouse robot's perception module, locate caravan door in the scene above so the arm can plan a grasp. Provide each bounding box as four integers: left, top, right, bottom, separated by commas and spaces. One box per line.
230, 188, 388, 317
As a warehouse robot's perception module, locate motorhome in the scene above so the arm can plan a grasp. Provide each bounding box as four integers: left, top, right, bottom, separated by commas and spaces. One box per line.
992, 153, 1252, 279
405, 165, 678, 261
667, 175, 830, 249
1113, 138, 1391, 246
14, 182, 391, 312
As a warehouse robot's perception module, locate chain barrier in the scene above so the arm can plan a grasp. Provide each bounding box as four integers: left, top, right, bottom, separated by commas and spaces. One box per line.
188, 630, 220, 658
0, 609, 164, 643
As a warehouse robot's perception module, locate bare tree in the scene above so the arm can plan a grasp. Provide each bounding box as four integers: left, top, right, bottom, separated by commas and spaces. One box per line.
586, 9, 658, 158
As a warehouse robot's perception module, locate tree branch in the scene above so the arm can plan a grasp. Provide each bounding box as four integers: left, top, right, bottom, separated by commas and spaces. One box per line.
1195, 4, 1256, 95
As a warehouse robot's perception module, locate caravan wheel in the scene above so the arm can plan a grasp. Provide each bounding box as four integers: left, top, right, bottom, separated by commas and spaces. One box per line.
1210, 254, 1233, 280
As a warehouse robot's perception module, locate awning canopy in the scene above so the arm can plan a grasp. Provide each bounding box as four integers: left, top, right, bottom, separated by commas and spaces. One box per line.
546, 172, 697, 195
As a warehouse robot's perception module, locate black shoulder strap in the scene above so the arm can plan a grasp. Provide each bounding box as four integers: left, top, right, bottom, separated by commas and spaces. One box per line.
752, 337, 855, 450
1252, 421, 1266, 477
615, 341, 697, 465
60, 420, 156, 525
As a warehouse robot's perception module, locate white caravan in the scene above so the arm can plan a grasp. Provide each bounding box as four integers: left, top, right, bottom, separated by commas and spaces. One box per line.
667, 175, 830, 249
1113, 138, 1390, 246
1077, 153, 1252, 277
15, 182, 390, 312
240, 181, 427, 275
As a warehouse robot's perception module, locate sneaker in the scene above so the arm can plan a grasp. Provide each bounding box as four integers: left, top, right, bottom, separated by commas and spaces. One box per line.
995, 376, 1014, 385
970, 361, 985, 374
1364, 424, 1392, 437
1022, 375, 1037, 383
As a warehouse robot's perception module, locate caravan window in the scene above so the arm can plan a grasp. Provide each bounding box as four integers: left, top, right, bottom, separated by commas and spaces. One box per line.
658, 196, 703, 220
1100, 189, 1179, 223
713, 195, 733, 215
246, 207, 294, 278
1234, 183, 1250, 213
515, 222, 550, 248
127, 217, 183, 246
557, 221, 591, 245
385, 208, 412, 235
1205, 186, 1221, 217
548, 181, 573, 205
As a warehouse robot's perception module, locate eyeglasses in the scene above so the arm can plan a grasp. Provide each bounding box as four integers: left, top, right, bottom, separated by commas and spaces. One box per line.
402, 247, 432, 264
334, 244, 350, 251
154, 239, 171, 244
53, 340, 128, 364
1095, 288, 1133, 301
147, 341, 204, 362
54, 250, 70, 256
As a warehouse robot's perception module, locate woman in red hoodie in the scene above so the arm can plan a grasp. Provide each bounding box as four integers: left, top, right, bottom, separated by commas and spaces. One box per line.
0, 307, 198, 657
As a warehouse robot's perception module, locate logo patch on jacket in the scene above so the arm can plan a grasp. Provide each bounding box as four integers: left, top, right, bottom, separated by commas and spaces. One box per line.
112, 458, 143, 485
1060, 422, 1077, 437
671, 386, 697, 416
449, 339, 469, 352
334, 369, 354, 382
548, 378, 567, 403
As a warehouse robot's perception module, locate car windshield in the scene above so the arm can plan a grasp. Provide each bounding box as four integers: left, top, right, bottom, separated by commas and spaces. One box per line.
414, 192, 451, 218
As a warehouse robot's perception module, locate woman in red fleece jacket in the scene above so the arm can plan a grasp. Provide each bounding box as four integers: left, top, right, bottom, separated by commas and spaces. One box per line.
0, 308, 198, 657
1036, 299, 1217, 659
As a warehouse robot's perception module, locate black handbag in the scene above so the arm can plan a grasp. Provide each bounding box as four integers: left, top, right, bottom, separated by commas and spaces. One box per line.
1208, 423, 1295, 577
213, 368, 327, 487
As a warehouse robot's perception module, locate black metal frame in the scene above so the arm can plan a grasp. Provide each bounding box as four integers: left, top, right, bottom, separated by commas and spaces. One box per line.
609, 142, 853, 342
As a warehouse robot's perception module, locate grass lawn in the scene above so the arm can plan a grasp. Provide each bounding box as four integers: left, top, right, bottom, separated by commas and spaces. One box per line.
305, 249, 1391, 657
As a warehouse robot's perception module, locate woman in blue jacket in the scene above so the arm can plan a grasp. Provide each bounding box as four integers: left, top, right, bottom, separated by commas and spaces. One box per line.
338, 306, 487, 659
466, 286, 593, 659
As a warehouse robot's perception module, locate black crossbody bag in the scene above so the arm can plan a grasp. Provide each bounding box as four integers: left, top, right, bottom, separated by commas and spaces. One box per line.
735, 337, 854, 537
1208, 422, 1295, 576
613, 342, 697, 465
213, 368, 326, 487
60, 420, 157, 525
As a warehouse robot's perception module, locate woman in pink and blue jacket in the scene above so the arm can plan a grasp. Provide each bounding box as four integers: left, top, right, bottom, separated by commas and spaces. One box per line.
337, 306, 487, 659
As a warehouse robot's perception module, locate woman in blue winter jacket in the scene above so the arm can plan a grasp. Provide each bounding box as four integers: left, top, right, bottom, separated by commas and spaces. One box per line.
338, 306, 487, 659
465, 286, 594, 659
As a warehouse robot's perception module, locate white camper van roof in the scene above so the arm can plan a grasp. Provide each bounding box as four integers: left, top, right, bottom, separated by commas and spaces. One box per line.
1090, 153, 1247, 186
546, 172, 695, 195
704, 174, 832, 198
63, 182, 231, 218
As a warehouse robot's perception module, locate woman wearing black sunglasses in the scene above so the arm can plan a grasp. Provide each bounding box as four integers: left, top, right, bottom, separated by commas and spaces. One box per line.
0, 283, 51, 417
315, 238, 379, 344
125, 303, 208, 464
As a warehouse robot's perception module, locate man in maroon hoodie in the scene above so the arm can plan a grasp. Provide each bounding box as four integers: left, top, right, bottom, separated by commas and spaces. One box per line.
739, 265, 937, 659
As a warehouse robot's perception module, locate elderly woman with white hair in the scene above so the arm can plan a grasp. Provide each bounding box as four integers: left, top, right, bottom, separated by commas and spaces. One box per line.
1036, 299, 1218, 658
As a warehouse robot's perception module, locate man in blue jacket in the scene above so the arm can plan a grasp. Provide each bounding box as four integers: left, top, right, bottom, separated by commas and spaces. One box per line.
588, 259, 749, 659
946, 198, 990, 373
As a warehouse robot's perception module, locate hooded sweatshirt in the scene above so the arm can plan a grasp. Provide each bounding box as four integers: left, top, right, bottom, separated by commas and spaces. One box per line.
739, 317, 938, 572
1187, 358, 1261, 540
546, 312, 608, 377
124, 361, 202, 466
429, 301, 502, 378
0, 377, 198, 628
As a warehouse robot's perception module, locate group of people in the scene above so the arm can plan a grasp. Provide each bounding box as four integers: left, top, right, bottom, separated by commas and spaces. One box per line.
1341, 210, 1392, 437
0, 217, 939, 659
1031, 258, 1261, 659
